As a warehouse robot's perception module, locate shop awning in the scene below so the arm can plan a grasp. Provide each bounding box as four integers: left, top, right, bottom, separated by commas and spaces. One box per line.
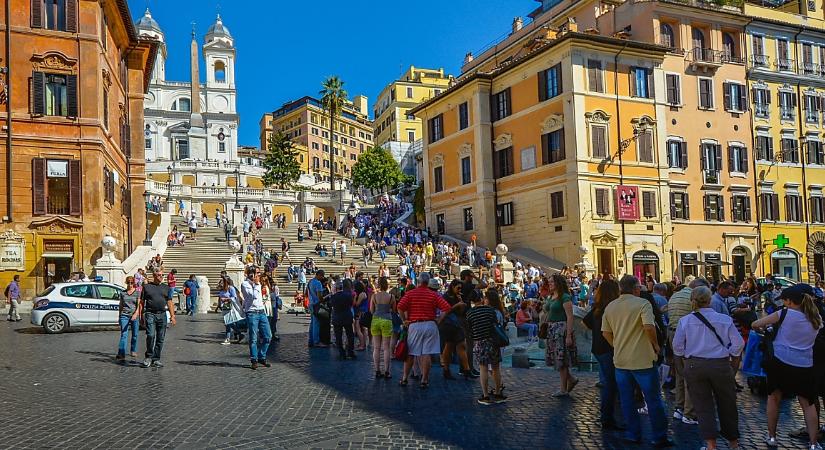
705, 260, 732, 267
41, 252, 74, 259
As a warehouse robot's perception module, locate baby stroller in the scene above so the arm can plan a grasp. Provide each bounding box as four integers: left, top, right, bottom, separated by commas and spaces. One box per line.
741, 330, 768, 396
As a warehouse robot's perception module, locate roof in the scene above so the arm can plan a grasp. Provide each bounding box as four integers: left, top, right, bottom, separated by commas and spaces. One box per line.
135, 8, 162, 34
114, 0, 138, 42
410, 31, 668, 115
206, 15, 233, 41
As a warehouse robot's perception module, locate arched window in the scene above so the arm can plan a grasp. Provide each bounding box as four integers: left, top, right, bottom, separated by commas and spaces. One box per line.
660, 23, 675, 48
692, 28, 705, 50
214, 61, 226, 83
722, 32, 736, 59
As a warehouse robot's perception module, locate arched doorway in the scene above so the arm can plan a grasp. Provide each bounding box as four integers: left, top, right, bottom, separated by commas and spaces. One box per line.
771, 248, 800, 281
807, 231, 825, 282
731, 246, 751, 284
632, 250, 660, 281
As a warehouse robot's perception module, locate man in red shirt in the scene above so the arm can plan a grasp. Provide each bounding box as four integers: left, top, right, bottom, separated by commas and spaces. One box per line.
397, 273, 451, 388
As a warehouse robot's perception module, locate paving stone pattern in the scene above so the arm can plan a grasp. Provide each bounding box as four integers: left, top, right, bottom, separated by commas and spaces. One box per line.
0, 313, 814, 449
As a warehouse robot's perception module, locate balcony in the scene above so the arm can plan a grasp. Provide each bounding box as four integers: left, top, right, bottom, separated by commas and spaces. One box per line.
688, 48, 722, 70
751, 54, 769, 68
776, 58, 796, 72
702, 169, 721, 185
805, 111, 819, 124
754, 104, 770, 118
780, 108, 796, 121
47, 196, 69, 215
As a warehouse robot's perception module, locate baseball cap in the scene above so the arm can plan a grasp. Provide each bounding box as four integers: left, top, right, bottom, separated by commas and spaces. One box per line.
779, 283, 815, 303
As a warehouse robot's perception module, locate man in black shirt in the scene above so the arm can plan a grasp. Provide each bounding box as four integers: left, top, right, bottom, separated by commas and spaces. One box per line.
330, 279, 356, 360
460, 269, 486, 376
133, 268, 176, 368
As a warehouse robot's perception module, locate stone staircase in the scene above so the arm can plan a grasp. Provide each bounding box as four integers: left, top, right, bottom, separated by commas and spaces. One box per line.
160, 220, 385, 307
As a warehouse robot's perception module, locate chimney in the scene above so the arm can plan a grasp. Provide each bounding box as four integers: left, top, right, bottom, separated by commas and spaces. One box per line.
512, 17, 524, 34
464, 52, 474, 65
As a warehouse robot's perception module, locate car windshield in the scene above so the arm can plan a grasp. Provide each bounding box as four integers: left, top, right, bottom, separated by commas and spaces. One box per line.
36, 285, 55, 297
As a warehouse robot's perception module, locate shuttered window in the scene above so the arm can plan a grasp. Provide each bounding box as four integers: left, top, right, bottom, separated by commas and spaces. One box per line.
723, 82, 747, 112
32, 71, 78, 117
637, 129, 654, 163
808, 140, 825, 165
595, 188, 610, 216
704, 194, 724, 221
786, 194, 802, 222
32, 0, 77, 32
587, 60, 603, 93
493, 147, 514, 178
811, 196, 825, 223
761, 193, 780, 221
103, 167, 115, 205
428, 114, 443, 143
671, 192, 690, 220
728, 145, 748, 173
541, 128, 565, 164
732, 196, 751, 223
496, 202, 514, 226
591, 125, 607, 158
538, 64, 562, 101
699, 78, 714, 109
32, 157, 81, 216
550, 191, 565, 219
667, 139, 688, 169
491, 88, 512, 121
666, 74, 680, 105
781, 137, 800, 163
630, 67, 653, 98
642, 191, 657, 218
433, 166, 443, 193
458, 102, 469, 130
756, 136, 774, 161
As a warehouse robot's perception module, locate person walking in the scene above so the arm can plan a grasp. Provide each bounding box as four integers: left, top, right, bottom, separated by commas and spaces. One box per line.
306, 270, 326, 347
397, 273, 452, 389
240, 266, 272, 370
218, 278, 244, 345
602, 275, 673, 447
340, 241, 347, 264
4, 275, 21, 322
188, 214, 198, 241
439, 279, 475, 380
116, 276, 140, 361
667, 278, 706, 425
331, 238, 338, 260
133, 268, 176, 368
752, 284, 824, 449
542, 274, 579, 397
183, 275, 199, 316
330, 278, 357, 360
466, 288, 507, 405
672, 286, 744, 450
370, 277, 396, 378
583, 279, 624, 430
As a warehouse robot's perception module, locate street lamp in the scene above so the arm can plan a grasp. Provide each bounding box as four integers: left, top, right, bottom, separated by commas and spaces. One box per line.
166, 165, 172, 202
142, 190, 152, 246
233, 164, 240, 209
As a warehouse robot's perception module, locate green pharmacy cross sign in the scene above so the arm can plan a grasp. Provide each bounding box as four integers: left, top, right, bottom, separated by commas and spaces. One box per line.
772, 234, 790, 249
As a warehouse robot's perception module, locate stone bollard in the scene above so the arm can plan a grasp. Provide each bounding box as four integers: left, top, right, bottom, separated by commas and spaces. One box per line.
512, 347, 530, 369
506, 321, 518, 342
196, 276, 210, 314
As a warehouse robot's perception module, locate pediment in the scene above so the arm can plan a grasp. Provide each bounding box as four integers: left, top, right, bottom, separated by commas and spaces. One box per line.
29, 216, 83, 233
31, 51, 77, 74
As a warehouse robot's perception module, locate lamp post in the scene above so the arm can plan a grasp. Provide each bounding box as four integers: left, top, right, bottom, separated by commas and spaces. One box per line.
142, 190, 152, 246
234, 164, 240, 209
166, 165, 172, 202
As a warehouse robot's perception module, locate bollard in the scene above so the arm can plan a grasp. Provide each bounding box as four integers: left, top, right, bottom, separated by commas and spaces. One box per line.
512, 347, 530, 368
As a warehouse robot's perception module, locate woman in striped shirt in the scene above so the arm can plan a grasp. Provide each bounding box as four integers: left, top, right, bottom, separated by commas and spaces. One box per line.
466, 289, 506, 405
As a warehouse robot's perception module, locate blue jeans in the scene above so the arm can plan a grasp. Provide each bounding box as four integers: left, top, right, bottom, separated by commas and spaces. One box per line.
615, 366, 668, 442
246, 312, 272, 362
308, 310, 320, 345
517, 323, 538, 339
186, 296, 197, 313
596, 352, 620, 426
144, 311, 167, 361
117, 315, 138, 356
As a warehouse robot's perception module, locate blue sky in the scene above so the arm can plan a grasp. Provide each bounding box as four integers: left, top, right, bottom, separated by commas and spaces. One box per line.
130, 0, 536, 146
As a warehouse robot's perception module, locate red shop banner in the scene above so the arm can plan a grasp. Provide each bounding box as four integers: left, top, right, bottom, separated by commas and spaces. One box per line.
616, 185, 640, 221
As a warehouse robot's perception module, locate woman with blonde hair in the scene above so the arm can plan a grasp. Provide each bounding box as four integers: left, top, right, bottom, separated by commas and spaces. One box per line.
752, 284, 823, 449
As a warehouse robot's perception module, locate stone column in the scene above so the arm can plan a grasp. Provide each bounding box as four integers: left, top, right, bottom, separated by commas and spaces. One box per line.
224, 242, 244, 290
196, 276, 211, 314
232, 208, 244, 238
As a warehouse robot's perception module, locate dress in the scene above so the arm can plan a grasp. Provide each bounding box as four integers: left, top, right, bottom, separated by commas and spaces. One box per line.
543, 293, 578, 368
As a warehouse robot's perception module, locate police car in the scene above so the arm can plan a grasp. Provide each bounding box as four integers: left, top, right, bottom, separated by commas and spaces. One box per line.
30, 282, 125, 334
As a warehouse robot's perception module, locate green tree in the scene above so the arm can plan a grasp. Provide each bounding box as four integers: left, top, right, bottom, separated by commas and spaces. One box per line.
261, 131, 301, 189
320, 76, 348, 191
351, 146, 405, 194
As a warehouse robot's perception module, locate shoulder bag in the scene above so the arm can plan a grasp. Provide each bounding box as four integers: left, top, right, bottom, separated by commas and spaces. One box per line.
491, 312, 510, 348
759, 308, 789, 371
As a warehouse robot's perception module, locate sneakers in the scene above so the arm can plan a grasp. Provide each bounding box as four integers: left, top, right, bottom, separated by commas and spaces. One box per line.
673, 409, 684, 420
492, 393, 507, 404
809, 444, 823, 450
251, 361, 258, 370
552, 390, 569, 398
477, 396, 493, 405
637, 406, 649, 415
152, 361, 164, 368
257, 359, 271, 368
141, 358, 152, 368
766, 436, 778, 448
221, 339, 231, 345
681, 416, 699, 425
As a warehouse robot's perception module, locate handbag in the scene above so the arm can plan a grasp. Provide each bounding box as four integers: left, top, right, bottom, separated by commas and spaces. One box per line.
360, 311, 373, 329
492, 322, 510, 348
393, 329, 408, 360
314, 302, 331, 322
538, 322, 549, 340
223, 307, 244, 325
760, 308, 788, 371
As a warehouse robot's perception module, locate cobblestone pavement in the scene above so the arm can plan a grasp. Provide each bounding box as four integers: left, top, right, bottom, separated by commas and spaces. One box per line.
0, 312, 816, 449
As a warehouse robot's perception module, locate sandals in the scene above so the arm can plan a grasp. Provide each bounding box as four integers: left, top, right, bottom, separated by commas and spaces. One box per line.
384, 371, 391, 379
399, 378, 408, 386
375, 370, 384, 379
419, 381, 429, 389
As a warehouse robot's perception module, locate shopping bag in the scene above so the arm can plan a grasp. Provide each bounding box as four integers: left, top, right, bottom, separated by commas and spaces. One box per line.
393, 329, 408, 360
223, 308, 244, 325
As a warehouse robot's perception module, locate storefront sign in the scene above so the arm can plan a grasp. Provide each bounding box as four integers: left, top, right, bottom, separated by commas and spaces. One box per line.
615, 185, 640, 221
680, 253, 698, 264
47, 160, 68, 178
0, 231, 25, 271
705, 253, 721, 263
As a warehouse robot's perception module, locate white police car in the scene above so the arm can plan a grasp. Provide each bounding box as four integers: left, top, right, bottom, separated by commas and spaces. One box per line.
31, 282, 125, 334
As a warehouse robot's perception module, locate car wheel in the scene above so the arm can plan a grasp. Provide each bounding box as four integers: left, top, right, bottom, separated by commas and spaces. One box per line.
43, 312, 69, 334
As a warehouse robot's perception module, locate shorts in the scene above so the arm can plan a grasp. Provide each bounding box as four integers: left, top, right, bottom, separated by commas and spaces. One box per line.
407, 321, 440, 356
370, 317, 393, 337
189, 227, 196, 234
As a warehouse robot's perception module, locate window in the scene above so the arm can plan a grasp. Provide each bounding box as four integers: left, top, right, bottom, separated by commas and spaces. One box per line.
701, 142, 723, 175
177, 139, 189, 159
704, 194, 724, 221
102, 88, 109, 130
436, 213, 446, 234
804, 93, 820, 123
811, 195, 825, 223
96, 285, 121, 300
458, 102, 469, 130
491, 88, 511, 121
323, 159, 329, 168
630, 67, 653, 98
722, 33, 736, 60
407, 129, 415, 142
32, 72, 77, 117
497, 202, 514, 226
312, 157, 320, 169
493, 146, 514, 178
62, 284, 94, 298
779, 91, 796, 120
550, 191, 565, 219
595, 188, 610, 216
31, 158, 81, 216
761, 192, 780, 221
350, 154, 356, 161
660, 23, 675, 48
177, 98, 191, 112
808, 140, 825, 165
541, 128, 565, 164
671, 192, 690, 220
219, 142, 226, 153
538, 64, 562, 100
781, 137, 800, 163
311, 142, 319, 150
587, 60, 603, 93
752, 35, 766, 66
692, 28, 706, 53
461, 156, 471, 184
786, 194, 802, 222
756, 135, 774, 161
322, 130, 329, 138
637, 129, 654, 163
591, 124, 608, 158
753, 87, 770, 118
728, 145, 748, 173
724, 82, 747, 112
698, 78, 714, 109
666, 74, 681, 105
732, 196, 752, 222
33, 0, 77, 32
428, 114, 443, 143
406, 87, 413, 98
434, 89, 442, 96
642, 191, 657, 218
667, 139, 688, 169
311, 127, 319, 135
463, 207, 474, 231
803, 43, 815, 74
777, 39, 791, 70
433, 166, 443, 192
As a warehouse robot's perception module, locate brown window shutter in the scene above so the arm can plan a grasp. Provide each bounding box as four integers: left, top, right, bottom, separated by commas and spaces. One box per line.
541, 132, 550, 165
558, 128, 565, 160
538, 69, 548, 102
31, 0, 43, 28
643, 191, 656, 217
66, 74, 78, 117
124, 123, 132, 157
66, 0, 78, 33
32, 158, 46, 215
68, 159, 82, 216
32, 71, 45, 115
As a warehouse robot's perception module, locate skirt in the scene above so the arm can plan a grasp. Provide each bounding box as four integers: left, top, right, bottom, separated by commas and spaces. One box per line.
407, 321, 441, 356
473, 338, 501, 366
545, 321, 578, 369
766, 359, 819, 403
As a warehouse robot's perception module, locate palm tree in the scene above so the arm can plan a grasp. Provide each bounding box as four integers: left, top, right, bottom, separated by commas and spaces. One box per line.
320, 76, 348, 191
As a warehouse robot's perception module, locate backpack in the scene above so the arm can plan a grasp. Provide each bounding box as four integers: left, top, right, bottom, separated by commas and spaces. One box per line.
184, 286, 191, 296
3, 284, 9, 299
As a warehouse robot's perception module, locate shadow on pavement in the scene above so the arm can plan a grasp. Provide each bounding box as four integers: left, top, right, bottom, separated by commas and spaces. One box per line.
176, 360, 250, 368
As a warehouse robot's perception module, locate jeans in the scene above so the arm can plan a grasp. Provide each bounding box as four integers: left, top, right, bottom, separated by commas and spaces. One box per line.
517, 323, 538, 339
246, 312, 272, 362
308, 310, 320, 345
595, 352, 620, 426
615, 366, 668, 442
118, 315, 139, 356
144, 311, 168, 361
333, 320, 355, 356
185, 296, 197, 313
332, 248, 337, 258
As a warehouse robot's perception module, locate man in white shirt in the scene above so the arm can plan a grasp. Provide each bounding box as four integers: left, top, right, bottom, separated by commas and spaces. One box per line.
240, 266, 272, 370
331, 238, 338, 259
340, 242, 347, 264
188, 216, 198, 241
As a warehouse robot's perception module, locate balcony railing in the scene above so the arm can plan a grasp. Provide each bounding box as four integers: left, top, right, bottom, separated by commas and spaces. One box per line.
806, 112, 819, 124
776, 58, 795, 72
801, 62, 820, 76
720, 51, 744, 64
780, 108, 796, 121
754, 104, 770, 118
690, 47, 721, 64
702, 169, 721, 185
751, 54, 769, 68
47, 196, 69, 215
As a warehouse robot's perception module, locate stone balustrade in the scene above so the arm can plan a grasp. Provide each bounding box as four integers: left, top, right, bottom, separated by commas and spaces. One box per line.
145, 180, 347, 206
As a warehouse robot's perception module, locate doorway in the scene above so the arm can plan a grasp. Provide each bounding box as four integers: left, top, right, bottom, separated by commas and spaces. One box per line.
44, 257, 72, 286
814, 252, 824, 281
731, 246, 751, 284
597, 248, 615, 277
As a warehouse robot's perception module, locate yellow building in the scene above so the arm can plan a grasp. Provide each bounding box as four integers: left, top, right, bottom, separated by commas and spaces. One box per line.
744, 0, 825, 282
373, 66, 453, 146
260, 96, 373, 185
412, 21, 672, 278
